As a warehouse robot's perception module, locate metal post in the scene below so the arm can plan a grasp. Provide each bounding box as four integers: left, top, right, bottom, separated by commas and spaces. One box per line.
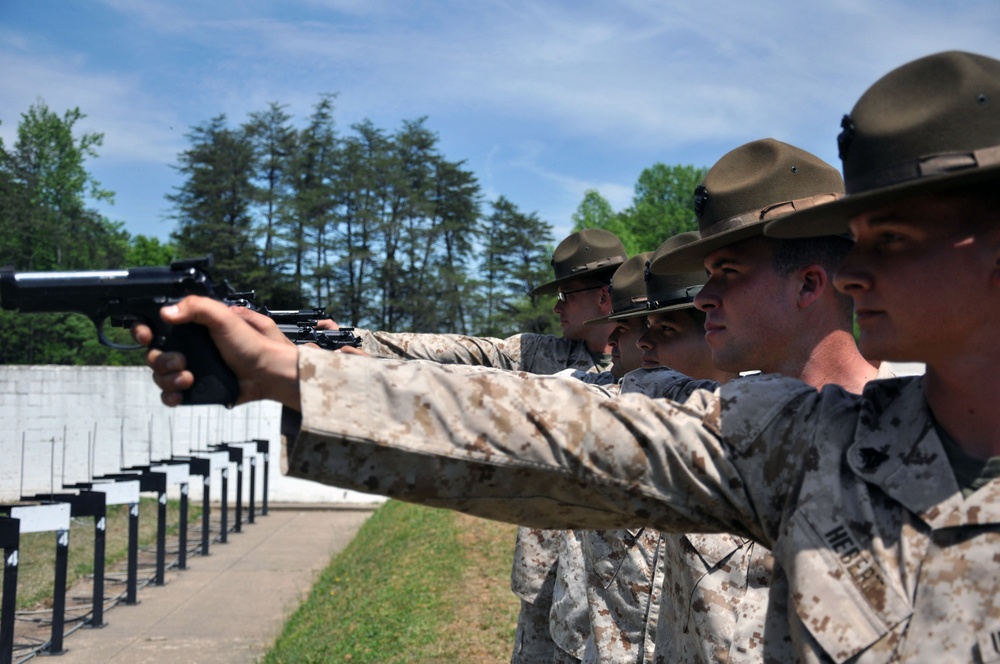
125, 501, 139, 604
234, 454, 244, 533
155, 491, 166, 585
201, 475, 211, 555
178, 483, 188, 569
247, 453, 256, 525
255, 439, 270, 516
219, 467, 229, 544
91, 509, 106, 627
47, 528, 69, 654
0, 518, 19, 664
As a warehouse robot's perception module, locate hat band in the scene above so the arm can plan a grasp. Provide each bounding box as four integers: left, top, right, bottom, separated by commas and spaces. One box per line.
562, 256, 626, 274
700, 193, 843, 238
647, 285, 703, 310
846, 143, 1000, 194
610, 295, 649, 315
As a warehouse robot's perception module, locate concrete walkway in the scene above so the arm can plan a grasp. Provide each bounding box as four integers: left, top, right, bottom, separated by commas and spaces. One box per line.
53, 506, 375, 664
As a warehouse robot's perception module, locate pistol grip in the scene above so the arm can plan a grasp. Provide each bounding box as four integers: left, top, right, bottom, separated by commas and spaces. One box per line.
161, 323, 240, 407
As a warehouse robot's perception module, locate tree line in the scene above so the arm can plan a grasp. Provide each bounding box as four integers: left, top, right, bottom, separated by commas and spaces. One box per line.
0, 97, 703, 366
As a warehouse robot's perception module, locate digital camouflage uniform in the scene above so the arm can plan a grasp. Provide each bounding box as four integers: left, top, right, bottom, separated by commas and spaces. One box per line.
285, 349, 1000, 663
580, 527, 663, 663
353, 328, 611, 664
551, 369, 620, 664
581, 372, 766, 664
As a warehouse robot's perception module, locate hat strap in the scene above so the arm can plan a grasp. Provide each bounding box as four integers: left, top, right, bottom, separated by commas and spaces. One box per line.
647, 285, 703, 310
567, 257, 626, 273
847, 144, 1000, 193
701, 193, 842, 238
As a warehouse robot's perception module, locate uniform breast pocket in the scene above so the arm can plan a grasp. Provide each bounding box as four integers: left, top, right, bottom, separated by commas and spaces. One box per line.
684, 532, 748, 569
587, 529, 647, 590
783, 499, 912, 663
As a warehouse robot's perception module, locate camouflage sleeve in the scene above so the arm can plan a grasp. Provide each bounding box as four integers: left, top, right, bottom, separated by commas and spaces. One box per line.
356, 328, 523, 370
287, 348, 824, 544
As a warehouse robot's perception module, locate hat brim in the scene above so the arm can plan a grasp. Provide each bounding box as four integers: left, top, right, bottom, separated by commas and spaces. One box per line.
649, 224, 765, 275
530, 264, 621, 296
764, 165, 1000, 239
608, 299, 697, 322
585, 302, 646, 326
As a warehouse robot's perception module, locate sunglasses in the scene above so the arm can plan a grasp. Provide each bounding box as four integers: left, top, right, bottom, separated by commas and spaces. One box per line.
556, 285, 604, 303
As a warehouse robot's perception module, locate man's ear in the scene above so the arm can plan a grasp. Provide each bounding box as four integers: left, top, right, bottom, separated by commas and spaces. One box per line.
796, 265, 828, 309
595, 285, 614, 316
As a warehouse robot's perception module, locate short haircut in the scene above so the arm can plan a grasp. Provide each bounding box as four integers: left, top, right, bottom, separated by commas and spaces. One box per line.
771, 235, 853, 278
771, 235, 855, 322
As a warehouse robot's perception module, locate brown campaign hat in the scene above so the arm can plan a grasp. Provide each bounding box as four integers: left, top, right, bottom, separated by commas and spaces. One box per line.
531, 228, 627, 296
766, 51, 1000, 238
584, 252, 653, 325
644, 231, 707, 315
649, 139, 843, 275
611, 232, 706, 320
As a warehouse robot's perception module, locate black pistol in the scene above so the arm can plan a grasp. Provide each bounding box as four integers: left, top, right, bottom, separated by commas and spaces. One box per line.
0, 257, 246, 407
263, 307, 362, 351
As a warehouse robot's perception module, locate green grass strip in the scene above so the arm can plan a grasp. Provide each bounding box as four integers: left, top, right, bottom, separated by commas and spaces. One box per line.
264, 501, 465, 664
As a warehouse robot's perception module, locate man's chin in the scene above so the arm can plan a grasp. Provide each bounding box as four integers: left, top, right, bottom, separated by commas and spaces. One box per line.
708, 348, 745, 375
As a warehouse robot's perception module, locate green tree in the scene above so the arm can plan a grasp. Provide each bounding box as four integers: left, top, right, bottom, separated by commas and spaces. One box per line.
0, 101, 118, 270
424, 158, 481, 334
0, 101, 142, 366
326, 122, 387, 325
167, 114, 260, 292
571, 189, 616, 231
245, 101, 297, 304
572, 163, 705, 255
621, 163, 705, 251
126, 235, 175, 267
283, 95, 338, 308
474, 197, 555, 337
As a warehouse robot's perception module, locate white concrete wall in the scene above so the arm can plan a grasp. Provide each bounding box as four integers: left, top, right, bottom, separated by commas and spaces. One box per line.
0, 365, 384, 506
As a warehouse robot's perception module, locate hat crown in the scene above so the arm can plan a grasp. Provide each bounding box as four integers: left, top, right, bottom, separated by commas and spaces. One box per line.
531, 228, 627, 295
697, 138, 844, 235
608, 253, 653, 314
644, 231, 706, 310
550, 228, 627, 275
840, 51, 1000, 194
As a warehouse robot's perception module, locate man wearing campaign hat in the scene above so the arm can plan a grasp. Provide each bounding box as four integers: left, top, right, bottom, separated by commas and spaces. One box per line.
649, 137, 883, 391
507, 229, 625, 664
544, 250, 653, 664
576, 231, 740, 663
137, 51, 1000, 662
579, 251, 655, 380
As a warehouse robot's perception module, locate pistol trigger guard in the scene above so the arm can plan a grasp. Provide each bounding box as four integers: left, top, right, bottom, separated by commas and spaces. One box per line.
94, 315, 143, 351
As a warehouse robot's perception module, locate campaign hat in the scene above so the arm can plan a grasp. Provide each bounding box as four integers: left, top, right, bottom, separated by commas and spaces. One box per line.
605, 232, 706, 320
585, 252, 653, 325
767, 51, 1000, 238
642, 231, 708, 316
648, 139, 843, 274
531, 229, 627, 296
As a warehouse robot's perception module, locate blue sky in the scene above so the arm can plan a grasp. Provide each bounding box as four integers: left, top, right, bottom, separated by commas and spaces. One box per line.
2, 1, 998, 245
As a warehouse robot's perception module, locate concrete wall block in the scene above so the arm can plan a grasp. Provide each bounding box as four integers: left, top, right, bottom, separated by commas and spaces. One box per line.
0, 365, 358, 504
